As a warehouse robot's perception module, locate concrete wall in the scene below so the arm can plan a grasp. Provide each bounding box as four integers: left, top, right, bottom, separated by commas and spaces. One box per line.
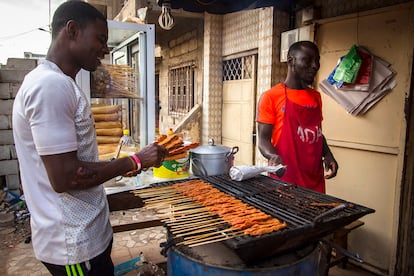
0, 58, 37, 195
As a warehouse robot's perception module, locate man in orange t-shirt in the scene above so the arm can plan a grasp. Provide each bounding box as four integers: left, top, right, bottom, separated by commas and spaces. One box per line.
256, 41, 338, 193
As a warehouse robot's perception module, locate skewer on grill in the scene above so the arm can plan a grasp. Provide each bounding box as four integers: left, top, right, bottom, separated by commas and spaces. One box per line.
161, 212, 215, 223
178, 229, 245, 247
172, 220, 229, 234
169, 218, 224, 229
130, 179, 288, 246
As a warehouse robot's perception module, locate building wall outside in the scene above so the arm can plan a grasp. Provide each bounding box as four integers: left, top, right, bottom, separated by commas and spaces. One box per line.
156, 25, 204, 141
220, 7, 289, 166
314, 3, 414, 274
0, 58, 37, 195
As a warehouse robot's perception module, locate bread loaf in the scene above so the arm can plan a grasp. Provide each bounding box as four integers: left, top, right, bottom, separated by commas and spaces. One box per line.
91, 105, 120, 114
99, 152, 117, 160
98, 143, 119, 154
95, 121, 122, 129
93, 113, 119, 122
97, 136, 122, 144
96, 128, 123, 137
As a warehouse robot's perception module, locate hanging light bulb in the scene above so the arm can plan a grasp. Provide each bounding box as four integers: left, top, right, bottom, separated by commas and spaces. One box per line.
158, 0, 175, 30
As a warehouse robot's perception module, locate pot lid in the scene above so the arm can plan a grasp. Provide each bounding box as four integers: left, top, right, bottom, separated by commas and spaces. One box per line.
190, 138, 231, 154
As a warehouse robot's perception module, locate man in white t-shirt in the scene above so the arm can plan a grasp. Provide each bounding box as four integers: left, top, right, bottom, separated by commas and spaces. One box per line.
12, 2, 167, 275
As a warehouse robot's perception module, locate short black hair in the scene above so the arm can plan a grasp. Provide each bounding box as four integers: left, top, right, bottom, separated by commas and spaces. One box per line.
287, 41, 319, 58
51, 0, 107, 38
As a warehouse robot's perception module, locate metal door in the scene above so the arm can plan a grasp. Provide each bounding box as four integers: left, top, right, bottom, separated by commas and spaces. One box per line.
222, 54, 257, 165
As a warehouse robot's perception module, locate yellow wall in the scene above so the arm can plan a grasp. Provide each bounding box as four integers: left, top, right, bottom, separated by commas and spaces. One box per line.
315, 3, 414, 272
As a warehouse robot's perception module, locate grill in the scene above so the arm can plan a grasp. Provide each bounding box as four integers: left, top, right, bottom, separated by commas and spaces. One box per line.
147, 174, 375, 264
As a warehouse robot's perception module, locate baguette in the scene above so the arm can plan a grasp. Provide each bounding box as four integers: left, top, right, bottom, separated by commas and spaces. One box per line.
95, 121, 122, 129
96, 128, 123, 137
91, 105, 120, 114
98, 143, 119, 154
93, 113, 119, 122
97, 136, 122, 144
99, 152, 117, 160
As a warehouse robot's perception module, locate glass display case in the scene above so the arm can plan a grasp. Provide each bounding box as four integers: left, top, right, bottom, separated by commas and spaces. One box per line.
76, 20, 155, 160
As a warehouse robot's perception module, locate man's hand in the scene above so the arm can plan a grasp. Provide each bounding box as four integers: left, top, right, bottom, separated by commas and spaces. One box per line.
268, 154, 283, 166
323, 153, 338, 179
322, 136, 338, 179
135, 143, 169, 169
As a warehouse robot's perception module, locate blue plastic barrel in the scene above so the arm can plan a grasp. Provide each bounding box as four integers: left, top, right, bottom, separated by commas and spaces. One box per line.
167, 242, 319, 276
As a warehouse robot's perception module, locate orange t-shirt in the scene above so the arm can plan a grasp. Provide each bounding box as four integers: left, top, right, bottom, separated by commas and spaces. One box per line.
256, 83, 323, 146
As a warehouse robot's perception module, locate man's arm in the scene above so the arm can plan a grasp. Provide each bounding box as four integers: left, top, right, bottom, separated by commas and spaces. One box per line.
322, 136, 338, 179
257, 122, 283, 165
41, 143, 167, 193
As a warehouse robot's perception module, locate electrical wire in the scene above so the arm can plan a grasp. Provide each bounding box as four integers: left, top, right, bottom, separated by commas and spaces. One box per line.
0, 25, 50, 41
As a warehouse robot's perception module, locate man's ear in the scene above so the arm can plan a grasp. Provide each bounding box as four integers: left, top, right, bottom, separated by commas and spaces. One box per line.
65, 20, 80, 40
287, 55, 294, 65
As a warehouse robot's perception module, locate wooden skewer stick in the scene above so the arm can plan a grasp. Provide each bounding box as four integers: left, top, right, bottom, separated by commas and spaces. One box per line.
144, 198, 194, 207
146, 197, 196, 205
169, 218, 223, 229
131, 186, 177, 195
156, 205, 205, 214
171, 221, 229, 234
143, 193, 187, 200
181, 228, 241, 241
135, 191, 182, 199
144, 200, 196, 210
184, 232, 245, 247
161, 213, 214, 223
174, 225, 232, 238
176, 229, 244, 246
187, 233, 245, 247
156, 202, 204, 210
131, 188, 177, 195
156, 208, 212, 217
170, 218, 227, 230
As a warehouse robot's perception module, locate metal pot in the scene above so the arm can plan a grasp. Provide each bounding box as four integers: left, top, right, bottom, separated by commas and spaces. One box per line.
190, 138, 239, 176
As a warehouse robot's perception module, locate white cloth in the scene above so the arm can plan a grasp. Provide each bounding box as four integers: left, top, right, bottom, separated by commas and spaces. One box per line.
12, 60, 112, 265
229, 165, 286, 181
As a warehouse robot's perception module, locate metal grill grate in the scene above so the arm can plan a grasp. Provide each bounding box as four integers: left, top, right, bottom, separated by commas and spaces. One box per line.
149, 175, 375, 263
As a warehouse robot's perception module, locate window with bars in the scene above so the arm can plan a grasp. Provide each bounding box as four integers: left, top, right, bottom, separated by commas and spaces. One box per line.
223, 55, 254, 81
168, 64, 195, 116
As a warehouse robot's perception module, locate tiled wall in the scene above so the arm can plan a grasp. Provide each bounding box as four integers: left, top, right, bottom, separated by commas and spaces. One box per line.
202, 13, 223, 144
205, 7, 289, 165
222, 9, 259, 57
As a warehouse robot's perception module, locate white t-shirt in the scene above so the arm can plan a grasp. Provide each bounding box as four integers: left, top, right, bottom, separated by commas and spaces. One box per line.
12, 60, 113, 265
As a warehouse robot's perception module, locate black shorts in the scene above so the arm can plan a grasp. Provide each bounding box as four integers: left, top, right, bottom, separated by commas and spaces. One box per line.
42, 239, 114, 276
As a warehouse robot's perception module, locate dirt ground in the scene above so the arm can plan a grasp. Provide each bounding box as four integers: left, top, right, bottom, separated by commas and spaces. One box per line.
0, 218, 31, 250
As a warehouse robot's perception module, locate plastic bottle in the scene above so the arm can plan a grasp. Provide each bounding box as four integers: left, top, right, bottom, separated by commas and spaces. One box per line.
168, 128, 174, 136
115, 129, 137, 158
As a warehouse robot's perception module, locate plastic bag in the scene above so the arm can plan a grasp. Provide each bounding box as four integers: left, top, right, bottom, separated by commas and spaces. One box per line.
229, 165, 286, 181
333, 45, 362, 84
